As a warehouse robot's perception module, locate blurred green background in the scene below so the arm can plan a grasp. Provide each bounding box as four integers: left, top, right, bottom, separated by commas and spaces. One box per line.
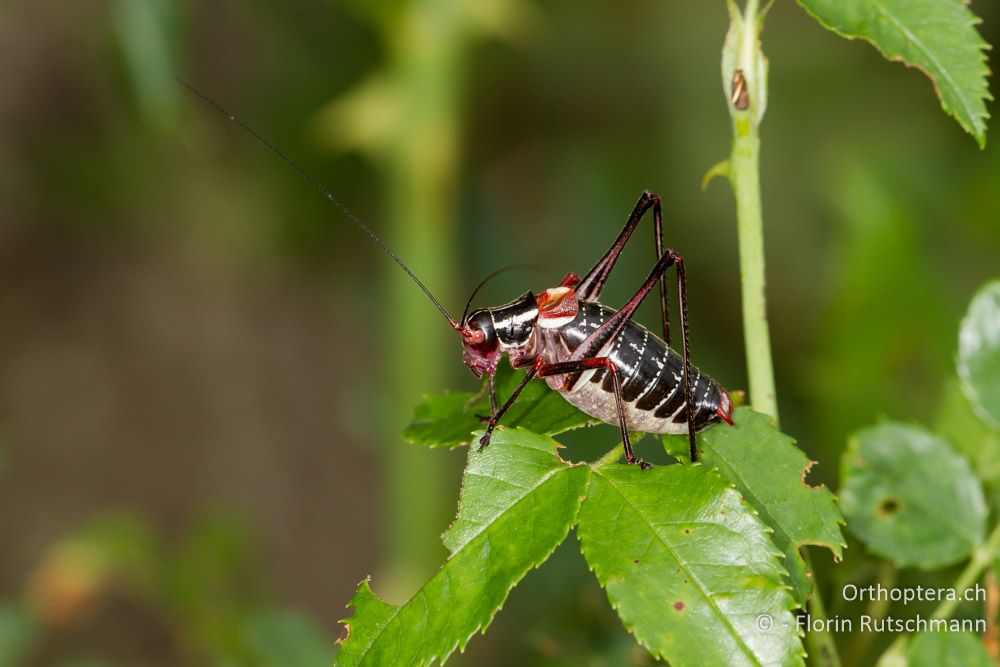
0, 1, 997, 665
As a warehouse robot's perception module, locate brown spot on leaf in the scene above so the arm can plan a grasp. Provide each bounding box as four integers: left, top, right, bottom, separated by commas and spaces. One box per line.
877, 497, 901, 517
633, 559, 640, 564
683, 528, 691, 535
674, 601, 685, 611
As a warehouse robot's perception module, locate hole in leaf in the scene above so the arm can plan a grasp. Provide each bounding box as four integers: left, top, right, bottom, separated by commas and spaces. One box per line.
800, 460, 825, 489
877, 497, 901, 517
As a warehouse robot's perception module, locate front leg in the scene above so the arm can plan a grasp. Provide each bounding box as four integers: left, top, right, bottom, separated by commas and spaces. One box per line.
487, 373, 498, 415
477, 345, 538, 425
478, 368, 538, 449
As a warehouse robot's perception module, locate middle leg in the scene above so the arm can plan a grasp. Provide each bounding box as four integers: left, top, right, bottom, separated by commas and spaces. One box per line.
534, 357, 650, 469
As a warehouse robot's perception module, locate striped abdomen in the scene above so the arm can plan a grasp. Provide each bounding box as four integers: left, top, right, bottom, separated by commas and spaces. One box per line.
542, 301, 728, 435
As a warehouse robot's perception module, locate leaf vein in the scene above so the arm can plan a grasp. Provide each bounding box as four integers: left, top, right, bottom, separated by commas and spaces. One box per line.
597, 471, 765, 666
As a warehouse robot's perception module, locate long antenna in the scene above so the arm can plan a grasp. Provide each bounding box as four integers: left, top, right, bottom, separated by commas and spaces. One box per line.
178, 78, 458, 327
461, 264, 541, 324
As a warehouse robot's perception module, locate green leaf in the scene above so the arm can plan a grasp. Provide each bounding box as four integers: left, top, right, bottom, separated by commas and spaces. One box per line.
935, 379, 1000, 486
577, 463, 804, 667
336, 428, 589, 666
794, 0, 991, 147
111, 0, 181, 129
666, 408, 845, 606
958, 280, 1000, 429
702, 158, 731, 190
404, 364, 598, 448
908, 631, 994, 667
840, 422, 987, 568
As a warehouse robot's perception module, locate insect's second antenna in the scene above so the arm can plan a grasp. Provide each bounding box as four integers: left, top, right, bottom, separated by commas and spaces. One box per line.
460, 264, 541, 324
178, 78, 459, 327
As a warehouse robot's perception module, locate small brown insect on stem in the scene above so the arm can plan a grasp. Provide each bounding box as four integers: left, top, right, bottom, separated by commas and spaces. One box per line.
731, 69, 749, 111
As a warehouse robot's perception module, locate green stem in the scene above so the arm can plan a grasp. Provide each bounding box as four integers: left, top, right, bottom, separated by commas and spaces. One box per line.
593, 433, 641, 469
729, 0, 778, 422
933, 522, 1000, 619
594, 443, 624, 469
879, 521, 1000, 664
731, 130, 777, 420
726, 2, 833, 664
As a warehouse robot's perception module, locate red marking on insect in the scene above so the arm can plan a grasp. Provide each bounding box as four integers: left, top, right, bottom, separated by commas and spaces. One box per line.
458, 324, 486, 345
559, 272, 580, 288
716, 389, 734, 425
536, 286, 579, 325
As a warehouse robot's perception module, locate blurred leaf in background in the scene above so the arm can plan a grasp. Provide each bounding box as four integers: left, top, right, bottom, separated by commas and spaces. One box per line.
840, 422, 987, 569
795, 0, 991, 146
958, 280, 1000, 429
111, 0, 183, 130
936, 380, 1000, 489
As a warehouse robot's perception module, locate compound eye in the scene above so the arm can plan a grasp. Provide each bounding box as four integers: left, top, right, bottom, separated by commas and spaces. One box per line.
463, 328, 486, 345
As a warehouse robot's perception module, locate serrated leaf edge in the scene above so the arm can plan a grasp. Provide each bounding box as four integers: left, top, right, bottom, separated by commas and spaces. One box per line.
579, 464, 803, 666
704, 427, 847, 562
440, 427, 579, 552
794, 0, 992, 145
338, 458, 589, 666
